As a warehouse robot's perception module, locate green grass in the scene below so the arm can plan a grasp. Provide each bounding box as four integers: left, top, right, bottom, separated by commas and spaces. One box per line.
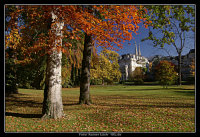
5, 85, 195, 132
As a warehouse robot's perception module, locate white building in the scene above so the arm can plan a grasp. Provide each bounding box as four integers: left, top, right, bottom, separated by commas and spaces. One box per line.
118, 43, 149, 81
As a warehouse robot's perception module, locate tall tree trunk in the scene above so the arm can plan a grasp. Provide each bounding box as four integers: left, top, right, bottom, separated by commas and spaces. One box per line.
177, 52, 182, 85
79, 33, 92, 105
42, 55, 49, 115
42, 11, 64, 119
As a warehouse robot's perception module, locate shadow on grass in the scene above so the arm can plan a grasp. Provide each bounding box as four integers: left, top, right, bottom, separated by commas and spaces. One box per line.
6, 99, 43, 108
173, 90, 195, 96
108, 88, 162, 92
5, 93, 27, 98
107, 86, 191, 92
5, 112, 42, 118
63, 103, 80, 106
97, 102, 195, 109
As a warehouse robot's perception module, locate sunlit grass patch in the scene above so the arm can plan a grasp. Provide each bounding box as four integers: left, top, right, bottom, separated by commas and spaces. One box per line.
5, 85, 195, 132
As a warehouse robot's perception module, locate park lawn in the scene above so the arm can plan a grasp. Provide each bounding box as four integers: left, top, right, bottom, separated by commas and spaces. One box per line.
5, 85, 195, 132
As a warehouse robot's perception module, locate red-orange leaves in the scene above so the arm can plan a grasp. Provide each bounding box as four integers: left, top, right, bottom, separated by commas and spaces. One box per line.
83, 5, 148, 50
5, 5, 150, 65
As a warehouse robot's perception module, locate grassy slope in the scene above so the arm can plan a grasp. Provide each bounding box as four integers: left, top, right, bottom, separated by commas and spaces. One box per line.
5, 85, 195, 132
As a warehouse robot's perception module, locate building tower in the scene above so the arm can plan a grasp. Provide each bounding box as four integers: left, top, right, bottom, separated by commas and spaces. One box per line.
135, 41, 138, 60
138, 43, 141, 57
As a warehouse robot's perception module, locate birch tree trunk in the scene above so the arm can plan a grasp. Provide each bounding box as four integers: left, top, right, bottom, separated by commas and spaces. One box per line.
42, 11, 64, 119
79, 33, 92, 105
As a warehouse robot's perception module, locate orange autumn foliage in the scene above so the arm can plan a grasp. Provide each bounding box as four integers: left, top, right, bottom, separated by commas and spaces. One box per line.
5, 5, 151, 63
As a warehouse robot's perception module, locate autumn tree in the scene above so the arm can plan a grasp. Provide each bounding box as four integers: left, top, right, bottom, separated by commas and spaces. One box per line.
5, 5, 83, 119
91, 49, 121, 85
127, 67, 144, 84
155, 60, 177, 88
133, 67, 144, 79
71, 5, 151, 105
5, 5, 150, 118
142, 5, 195, 85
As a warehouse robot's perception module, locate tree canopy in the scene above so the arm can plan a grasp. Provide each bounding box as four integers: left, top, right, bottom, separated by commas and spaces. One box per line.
155, 60, 177, 88
91, 49, 121, 85
5, 5, 151, 117
141, 5, 195, 85
142, 5, 195, 48
5, 5, 151, 59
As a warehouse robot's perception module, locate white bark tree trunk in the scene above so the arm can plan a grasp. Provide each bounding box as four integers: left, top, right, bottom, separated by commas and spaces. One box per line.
42, 11, 64, 119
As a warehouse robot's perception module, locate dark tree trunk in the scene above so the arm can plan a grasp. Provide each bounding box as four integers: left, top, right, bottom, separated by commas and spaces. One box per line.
42, 55, 49, 115
177, 53, 182, 85
79, 33, 92, 105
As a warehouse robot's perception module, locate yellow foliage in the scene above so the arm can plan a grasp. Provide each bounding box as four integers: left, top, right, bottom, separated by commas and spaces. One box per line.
90, 49, 121, 84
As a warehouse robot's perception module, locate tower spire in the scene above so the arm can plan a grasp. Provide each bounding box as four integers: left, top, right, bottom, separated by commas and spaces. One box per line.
135, 41, 138, 57
138, 43, 141, 56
